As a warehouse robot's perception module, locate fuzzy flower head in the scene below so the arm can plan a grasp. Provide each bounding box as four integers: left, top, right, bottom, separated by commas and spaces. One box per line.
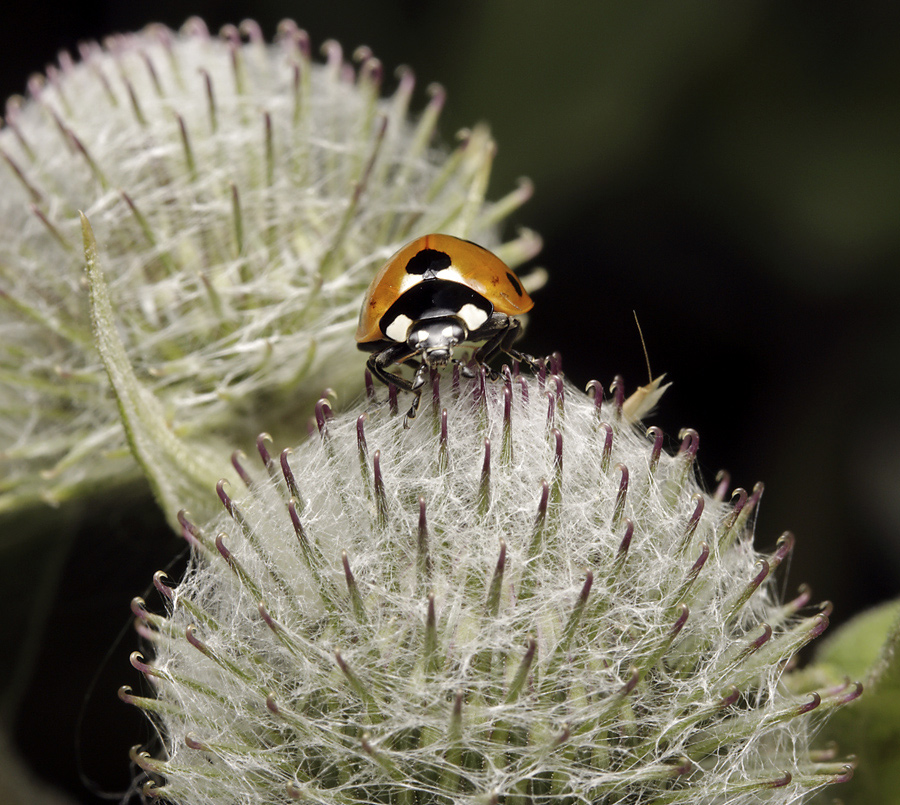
0, 19, 538, 514
126, 368, 858, 804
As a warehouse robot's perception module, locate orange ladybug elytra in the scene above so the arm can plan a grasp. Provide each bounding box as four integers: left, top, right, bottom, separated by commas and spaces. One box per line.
357, 233, 539, 424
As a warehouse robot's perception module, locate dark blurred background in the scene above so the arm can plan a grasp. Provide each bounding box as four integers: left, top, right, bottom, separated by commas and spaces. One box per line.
2, 1, 899, 802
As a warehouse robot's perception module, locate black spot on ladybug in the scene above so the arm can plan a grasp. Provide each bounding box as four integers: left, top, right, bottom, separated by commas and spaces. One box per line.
506, 271, 524, 296
406, 249, 452, 276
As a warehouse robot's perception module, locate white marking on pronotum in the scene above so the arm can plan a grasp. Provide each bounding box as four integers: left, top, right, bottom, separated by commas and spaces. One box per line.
385, 314, 414, 343
457, 303, 489, 332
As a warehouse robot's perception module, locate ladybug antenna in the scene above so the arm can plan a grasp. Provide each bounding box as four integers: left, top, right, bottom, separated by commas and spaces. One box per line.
632, 310, 653, 384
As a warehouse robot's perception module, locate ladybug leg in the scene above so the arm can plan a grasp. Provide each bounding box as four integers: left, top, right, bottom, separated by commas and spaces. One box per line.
366, 346, 429, 427
498, 320, 543, 374
473, 316, 542, 376
367, 345, 418, 394
403, 362, 431, 426
472, 315, 515, 379
451, 358, 476, 379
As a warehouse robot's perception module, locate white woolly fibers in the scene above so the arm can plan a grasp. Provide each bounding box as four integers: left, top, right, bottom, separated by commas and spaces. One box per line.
129, 371, 856, 804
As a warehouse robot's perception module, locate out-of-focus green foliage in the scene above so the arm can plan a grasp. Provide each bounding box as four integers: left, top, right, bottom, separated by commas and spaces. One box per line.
811, 600, 900, 803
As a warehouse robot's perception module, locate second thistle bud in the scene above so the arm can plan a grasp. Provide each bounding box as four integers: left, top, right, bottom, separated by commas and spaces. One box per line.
0, 20, 538, 514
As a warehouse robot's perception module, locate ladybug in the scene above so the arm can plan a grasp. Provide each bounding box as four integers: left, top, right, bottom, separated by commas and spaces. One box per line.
357, 233, 539, 423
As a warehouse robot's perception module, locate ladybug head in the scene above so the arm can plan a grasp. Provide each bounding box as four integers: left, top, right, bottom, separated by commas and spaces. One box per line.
407, 317, 466, 366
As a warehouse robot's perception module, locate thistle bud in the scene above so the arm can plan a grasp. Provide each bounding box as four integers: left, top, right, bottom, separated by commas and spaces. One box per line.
0, 20, 538, 514
128, 370, 858, 804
